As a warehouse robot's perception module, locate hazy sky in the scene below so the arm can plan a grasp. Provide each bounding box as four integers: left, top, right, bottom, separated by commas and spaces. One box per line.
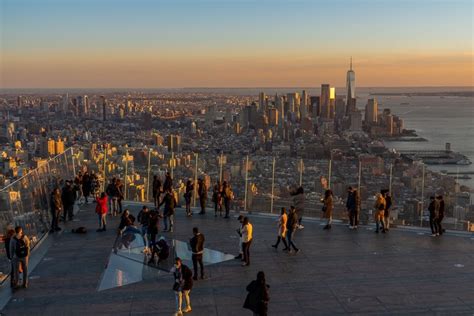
1, 0, 473, 88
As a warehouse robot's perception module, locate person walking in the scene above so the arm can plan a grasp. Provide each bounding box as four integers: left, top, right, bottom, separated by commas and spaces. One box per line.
197, 178, 207, 215
212, 182, 223, 217
147, 207, 163, 254
346, 187, 360, 229
50, 187, 63, 232
152, 175, 162, 208
172, 257, 193, 315
382, 189, 392, 231
291, 186, 305, 229
235, 215, 244, 260
241, 217, 253, 266
322, 189, 334, 230
428, 196, 437, 236
243, 271, 270, 316
10, 226, 30, 289
374, 192, 386, 233
95, 192, 108, 232
272, 208, 289, 250
286, 206, 300, 253
159, 188, 177, 233
61, 180, 76, 222
184, 180, 193, 217
222, 181, 234, 218
190, 227, 205, 280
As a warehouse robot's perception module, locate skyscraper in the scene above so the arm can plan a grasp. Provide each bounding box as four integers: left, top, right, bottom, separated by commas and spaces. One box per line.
258, 92, 266, 112
320, 84, 330, 119
365, 98, 378, 124
346, 57, 356, 114
100, 96, 107, 121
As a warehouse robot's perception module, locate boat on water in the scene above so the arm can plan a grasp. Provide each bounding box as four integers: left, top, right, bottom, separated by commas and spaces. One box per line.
400, 102, 410, 105
457, 159, 472, 165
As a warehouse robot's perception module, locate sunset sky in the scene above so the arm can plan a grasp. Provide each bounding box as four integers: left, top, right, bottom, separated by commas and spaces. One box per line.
1, 0, 473, 88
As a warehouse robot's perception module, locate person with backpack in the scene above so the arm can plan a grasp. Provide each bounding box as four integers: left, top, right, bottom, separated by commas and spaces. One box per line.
222, 181, 234, 218
95, 192, 108, 232
159, 188, 177, 233
243, 271, 270, 316
171, 257, 193, 315
50, 187, 63, 232
9, 226, 30, 289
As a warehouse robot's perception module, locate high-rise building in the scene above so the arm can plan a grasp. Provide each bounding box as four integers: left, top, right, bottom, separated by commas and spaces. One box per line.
258, 92, 266, 112
167, 134, 182, 153
349, 110, 363, 131
346, 57, 356, 113
320, 84, 330, 119
310, 96, 320, 117
365, 98, 378, 124
329, 87, 336, 119
47, 139, 56, 156
100, 96, 107, 121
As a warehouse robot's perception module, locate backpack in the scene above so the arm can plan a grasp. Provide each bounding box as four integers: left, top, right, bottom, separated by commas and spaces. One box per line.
15, 236, 28, 258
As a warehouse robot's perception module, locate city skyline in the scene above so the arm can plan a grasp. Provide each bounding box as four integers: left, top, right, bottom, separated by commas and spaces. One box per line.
1, 0, 473, 88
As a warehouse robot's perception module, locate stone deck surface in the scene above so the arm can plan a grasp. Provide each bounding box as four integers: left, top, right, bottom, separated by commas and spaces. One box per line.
3, 202, 474, 315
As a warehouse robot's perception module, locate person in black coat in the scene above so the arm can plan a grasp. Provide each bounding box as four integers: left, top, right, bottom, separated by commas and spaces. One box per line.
152, 175, 162, 208
190, 227, 205, 280
172, 257, 193, 314
197, 178, 207, 215
81, 172, 92, 203
244, 271, 270, 316
61, 180, 76, 221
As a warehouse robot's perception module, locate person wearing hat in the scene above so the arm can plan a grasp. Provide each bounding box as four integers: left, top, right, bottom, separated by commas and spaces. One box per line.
235, 215, 244, 259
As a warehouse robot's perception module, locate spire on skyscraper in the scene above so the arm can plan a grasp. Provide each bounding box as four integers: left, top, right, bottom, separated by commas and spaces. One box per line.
350, 56, 352, 71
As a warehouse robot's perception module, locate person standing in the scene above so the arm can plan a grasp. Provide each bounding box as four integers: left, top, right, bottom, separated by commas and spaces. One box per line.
212, 182, 223, 217
346, 186, 359, 229
106, 178, 116, 215
382, 189, 392, 231
82, 171, 92, 204
222, 181, 234, 219
241, 217, 253, 266
172, 257, 193, 315
322, 189, 334, 230
137, 206, 151, 248
152, 175, 162, 208
428, 196, 437, 236
4, 228, 16, 288
243, 271, 270, 316
95, 192, 108, 232
147, 207, 162, 254
197, 178, 207, 215
10, 226, 30, 289
184, 180, 193, 217
286, 206, 300, 253
62, 180, 76, 222
235, 215, 244, 260
50, 187, 63, 232
115, 179, 124, 214
190, 227, 205, 280
291, 186, 305, 229
435, 195, 445, 236
374, 192, 386, 233
272, 208, 289, 250
74, 172, 83, 202
159, 188, 177, 233
163, 172, 173, 192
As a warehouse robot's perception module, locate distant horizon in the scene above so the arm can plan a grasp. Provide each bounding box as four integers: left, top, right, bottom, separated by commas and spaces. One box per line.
1, 0, 472, 88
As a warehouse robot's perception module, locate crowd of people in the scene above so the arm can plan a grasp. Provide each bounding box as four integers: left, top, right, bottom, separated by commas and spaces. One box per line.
8, 169, 451, 315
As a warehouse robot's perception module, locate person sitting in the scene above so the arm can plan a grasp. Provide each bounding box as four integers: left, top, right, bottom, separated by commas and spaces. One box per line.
148, 236, 170, 265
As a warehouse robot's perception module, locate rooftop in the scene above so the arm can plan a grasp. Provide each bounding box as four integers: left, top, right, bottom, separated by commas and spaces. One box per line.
2, 202, 474, 315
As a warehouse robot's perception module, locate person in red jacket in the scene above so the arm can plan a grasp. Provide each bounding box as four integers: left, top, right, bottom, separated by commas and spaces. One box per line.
96, 192, 108, 232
